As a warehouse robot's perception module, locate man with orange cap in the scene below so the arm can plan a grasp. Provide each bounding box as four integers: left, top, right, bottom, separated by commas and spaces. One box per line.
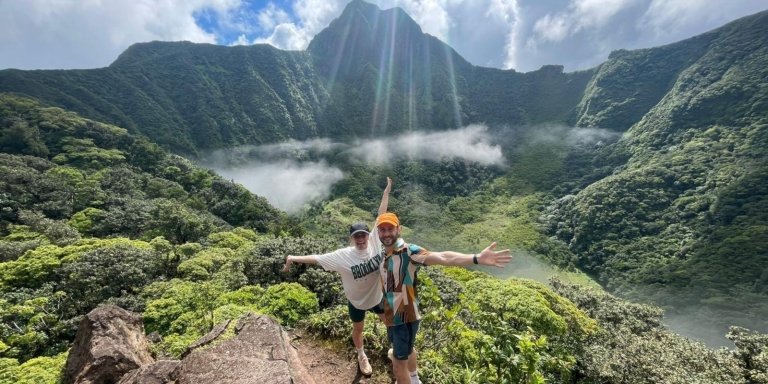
376, 211, 512, 384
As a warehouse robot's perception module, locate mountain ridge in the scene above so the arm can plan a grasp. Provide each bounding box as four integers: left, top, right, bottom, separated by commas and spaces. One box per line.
0, 1, 595, 154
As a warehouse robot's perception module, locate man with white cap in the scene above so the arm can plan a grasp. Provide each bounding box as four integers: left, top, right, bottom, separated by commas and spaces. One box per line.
283, 177, 392, 376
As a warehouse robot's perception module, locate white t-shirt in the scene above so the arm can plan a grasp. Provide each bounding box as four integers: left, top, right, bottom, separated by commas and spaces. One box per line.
316, 228, 383, 309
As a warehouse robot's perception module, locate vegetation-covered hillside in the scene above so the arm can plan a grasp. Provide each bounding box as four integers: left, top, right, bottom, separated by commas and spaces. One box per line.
1, 94, 765, 383
545, 9, 768, 339
0, 1, 591, 155
1, 1, 768, 382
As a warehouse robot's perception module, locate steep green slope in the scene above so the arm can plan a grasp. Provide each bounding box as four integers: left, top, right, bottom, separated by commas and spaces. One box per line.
307, 0, 473, 133
573, 34, 714, 131
0, 94, 290, 239
547, 10, 768, 336
0, 42, 327, 155
309, 0, 593, 131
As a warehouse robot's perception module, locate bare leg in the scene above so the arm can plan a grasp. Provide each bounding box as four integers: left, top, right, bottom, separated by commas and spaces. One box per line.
352, 320, 364, 349
392, 357, 410, 384
407, 349, 417, 373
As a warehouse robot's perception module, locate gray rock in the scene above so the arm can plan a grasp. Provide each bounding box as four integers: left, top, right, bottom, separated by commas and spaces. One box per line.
64, 305, 154, 384
177, 313, 315, 384
117, 360, 181, 384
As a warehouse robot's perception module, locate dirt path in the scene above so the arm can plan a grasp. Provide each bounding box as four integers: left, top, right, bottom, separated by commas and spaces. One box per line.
290, 330, 392, 384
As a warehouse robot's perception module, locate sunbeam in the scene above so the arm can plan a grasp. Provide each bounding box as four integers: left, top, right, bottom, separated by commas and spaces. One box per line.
442, 43, 462, 128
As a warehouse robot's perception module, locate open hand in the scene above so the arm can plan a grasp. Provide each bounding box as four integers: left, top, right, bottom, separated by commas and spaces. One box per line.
477, 242, 512, 267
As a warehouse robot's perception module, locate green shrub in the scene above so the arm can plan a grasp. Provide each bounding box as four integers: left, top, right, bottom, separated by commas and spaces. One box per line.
302, 305, 388, 351
257, 283, 318, 326
215, 285, 264, 307
244, 235, 335, 286
297, 268, 345, 308
177, 248, 232, 281
552, 279, 745, 383
465, 278, 596, 339
143, 280, 225, 335
152, 333, 200, 359
0, 352, 66, 384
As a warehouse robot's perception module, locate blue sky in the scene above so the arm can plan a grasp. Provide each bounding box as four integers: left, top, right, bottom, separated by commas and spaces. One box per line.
1, 0, 766, 72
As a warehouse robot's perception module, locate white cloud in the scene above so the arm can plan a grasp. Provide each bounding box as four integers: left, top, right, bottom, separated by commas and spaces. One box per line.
348, 124, 505, 165
202, 126, 506, 211
532, 0, 638, 43
2, 0, 766, 73
254, 22, 309, 49
565, 127, 621, 146
253, 0, 343, 49
526, 125, 621, 147
491, 0, 523, 71
572, 0, 637, 30
394, 0, 451, 39
255, 138, 340, 157
638, 0, 749, 39
0, 0, 224, 69
214, 160, 344, 213
255, 3, 288, 29
533, 13, 570, 43
202, 138, 339, 164
231, 34, 250, 46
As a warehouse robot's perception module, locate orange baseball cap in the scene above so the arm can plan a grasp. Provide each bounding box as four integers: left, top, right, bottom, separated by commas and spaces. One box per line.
376, 212, 400, 227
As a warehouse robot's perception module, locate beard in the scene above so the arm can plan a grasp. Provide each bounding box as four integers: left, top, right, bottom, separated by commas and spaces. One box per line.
379, 235, 396, 246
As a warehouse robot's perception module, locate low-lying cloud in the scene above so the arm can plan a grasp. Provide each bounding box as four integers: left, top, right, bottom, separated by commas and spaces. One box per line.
213, 159, 344, 214
348, 124, 505, 165
203, 125, 506, 212
527, 125, 622, 147
481, 249, 562, 285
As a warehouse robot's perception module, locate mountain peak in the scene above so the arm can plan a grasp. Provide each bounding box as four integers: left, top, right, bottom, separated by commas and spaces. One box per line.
307, 0, 467, 80
335, 0, 420, 32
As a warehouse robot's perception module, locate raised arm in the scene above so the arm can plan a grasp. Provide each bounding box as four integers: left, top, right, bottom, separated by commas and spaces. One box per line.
282, 255, 319, 272
422, 242, 512, 268
377, 177, 393, 216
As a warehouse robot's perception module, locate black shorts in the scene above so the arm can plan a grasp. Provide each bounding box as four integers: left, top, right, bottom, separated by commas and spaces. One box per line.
347, 301, 385, 323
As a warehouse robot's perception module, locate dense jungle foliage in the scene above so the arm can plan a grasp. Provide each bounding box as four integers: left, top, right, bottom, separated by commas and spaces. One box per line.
1, 1, 767, 382
544, 8, 768, 340
1, 95, 766, 383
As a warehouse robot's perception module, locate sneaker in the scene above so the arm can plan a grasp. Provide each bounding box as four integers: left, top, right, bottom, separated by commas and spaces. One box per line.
387, 348, 394, 361
357, 353, 372, 376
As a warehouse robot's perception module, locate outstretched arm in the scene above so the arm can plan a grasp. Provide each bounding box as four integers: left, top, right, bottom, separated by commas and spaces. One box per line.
282, 255, 319, 272
421, 242, 512, 268
378, 177, 392, 216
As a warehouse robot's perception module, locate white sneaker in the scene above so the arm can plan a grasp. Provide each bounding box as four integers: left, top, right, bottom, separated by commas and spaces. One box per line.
387, 348, 393, 361
357, 353, 372, 376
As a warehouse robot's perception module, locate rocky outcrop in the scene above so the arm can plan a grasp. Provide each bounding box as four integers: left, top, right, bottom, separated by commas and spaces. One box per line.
64, 305, 154, 384
117, 360, 181, 384
65, 307, 315, 384
176, 313, 315, 384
